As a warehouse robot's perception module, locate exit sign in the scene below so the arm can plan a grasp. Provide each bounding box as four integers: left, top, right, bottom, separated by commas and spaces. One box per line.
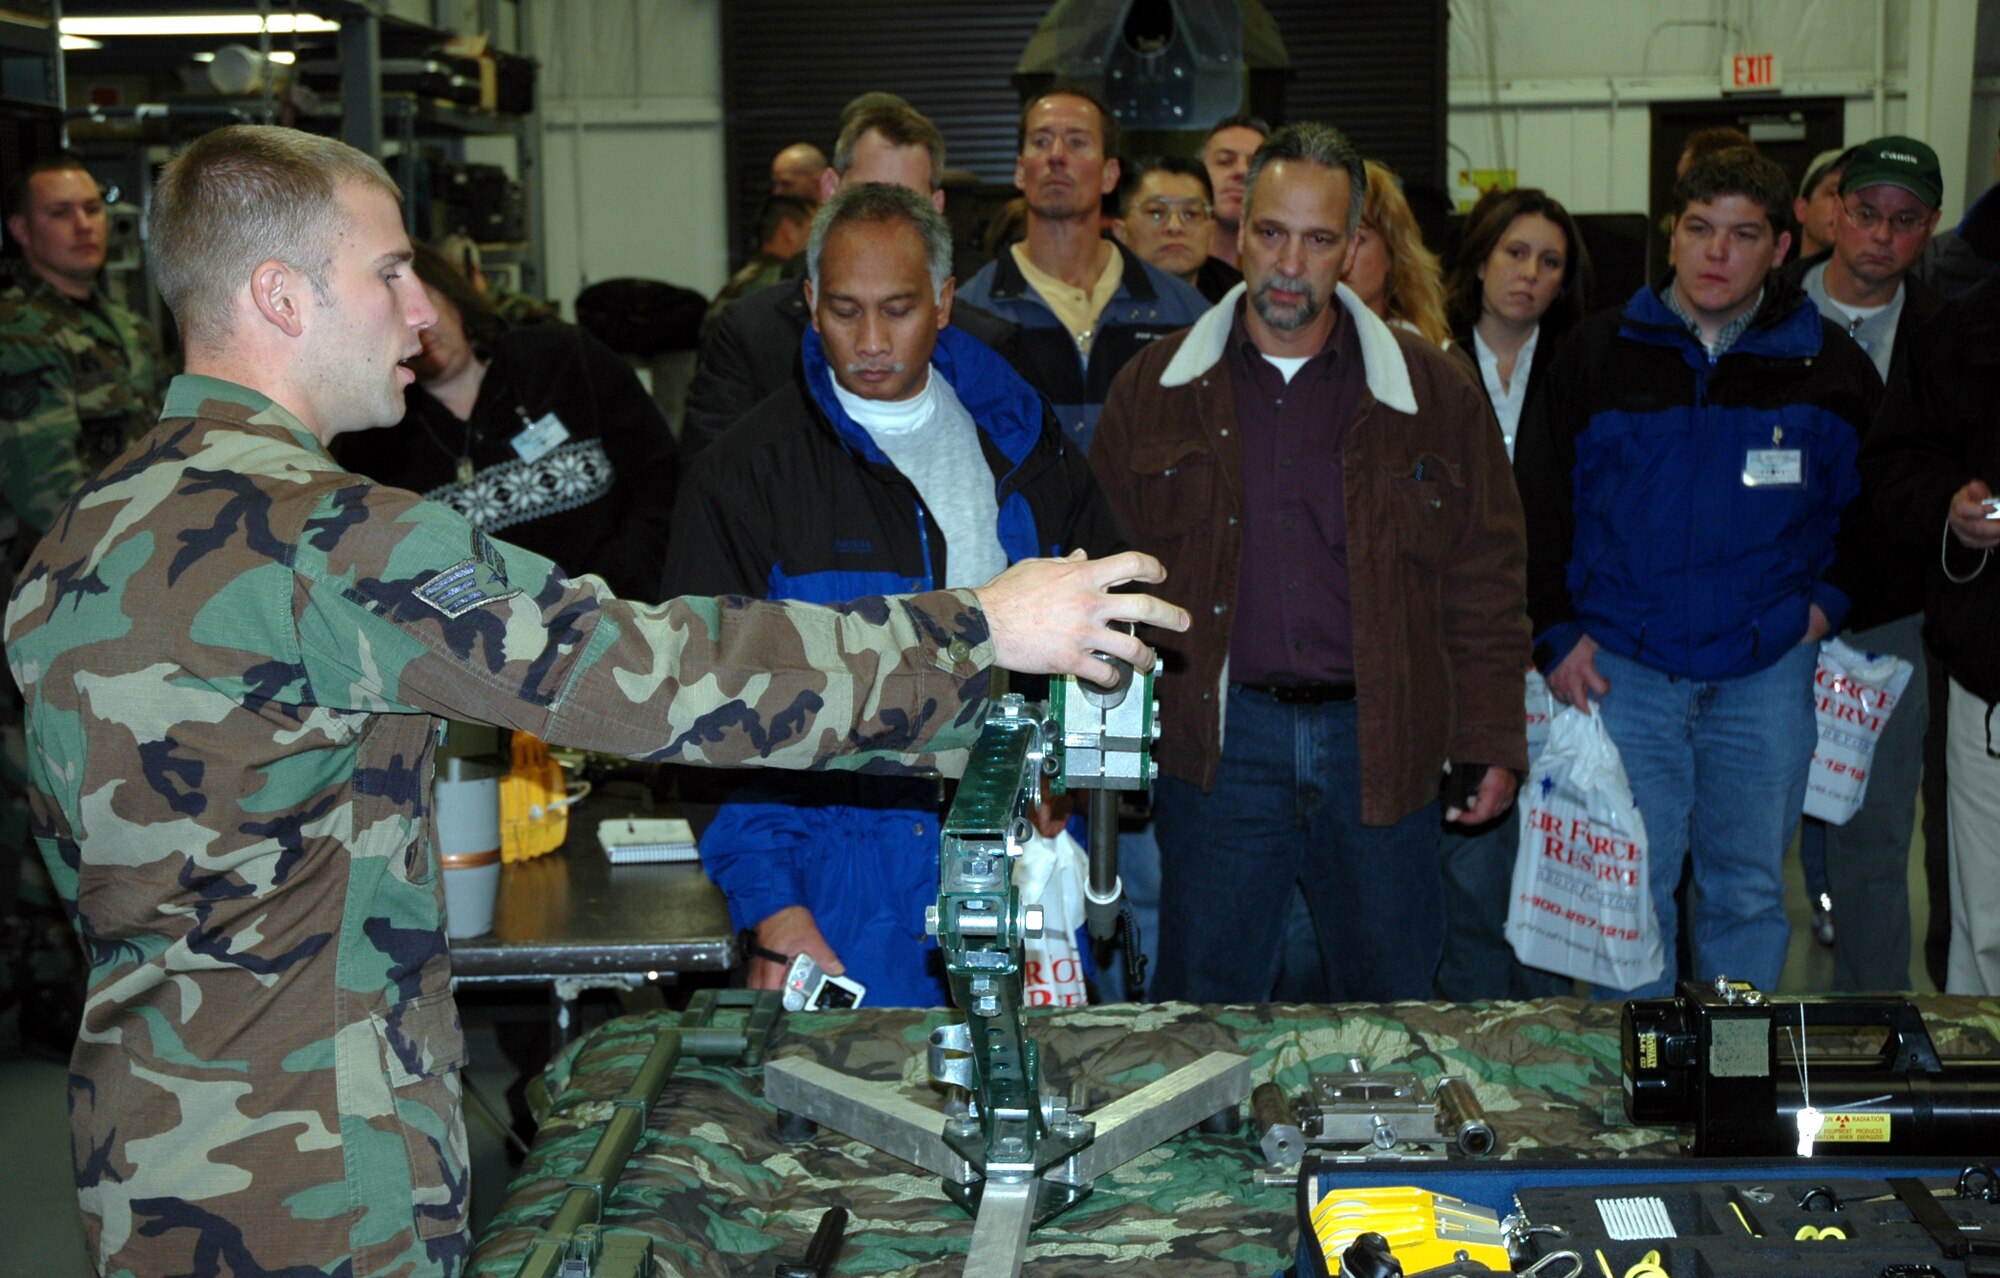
1723, 51, 1782, 92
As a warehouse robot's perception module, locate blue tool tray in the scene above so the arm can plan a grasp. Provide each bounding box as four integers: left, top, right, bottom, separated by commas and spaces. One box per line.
1289, 1157, 1996, 1277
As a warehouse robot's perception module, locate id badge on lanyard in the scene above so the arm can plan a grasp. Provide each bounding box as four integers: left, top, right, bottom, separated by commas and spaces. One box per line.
511, 407, 570, 463
1743, 424, 1803, 488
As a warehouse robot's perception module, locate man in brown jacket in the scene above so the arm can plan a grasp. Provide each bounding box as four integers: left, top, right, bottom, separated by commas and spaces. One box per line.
1090, 122, 1530, 1003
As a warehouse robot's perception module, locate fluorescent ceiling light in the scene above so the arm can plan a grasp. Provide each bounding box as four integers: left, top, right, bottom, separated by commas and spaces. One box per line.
191, 49, 298, 64
62, 15, 339, 38
60, 35, 105, 50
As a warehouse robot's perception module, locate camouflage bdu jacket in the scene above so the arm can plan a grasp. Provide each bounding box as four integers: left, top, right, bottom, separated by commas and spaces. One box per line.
0, 258, 169, 575
4, 375, 995, 1278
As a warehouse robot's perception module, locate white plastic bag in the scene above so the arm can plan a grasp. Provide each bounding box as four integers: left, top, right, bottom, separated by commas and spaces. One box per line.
1013, 829, 1089, 1007
1504, 703, 1663, 991
1805, 637, 1916, 825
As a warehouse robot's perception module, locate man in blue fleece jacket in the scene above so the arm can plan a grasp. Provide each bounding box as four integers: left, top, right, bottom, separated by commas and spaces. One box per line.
1514, 147, 1880, 998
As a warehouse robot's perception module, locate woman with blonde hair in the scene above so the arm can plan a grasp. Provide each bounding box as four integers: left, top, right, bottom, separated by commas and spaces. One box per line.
1342, 159, 1452, 346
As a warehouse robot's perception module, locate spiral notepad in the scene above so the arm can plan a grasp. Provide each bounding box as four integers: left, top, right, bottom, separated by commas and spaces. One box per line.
598, 817, 698, 864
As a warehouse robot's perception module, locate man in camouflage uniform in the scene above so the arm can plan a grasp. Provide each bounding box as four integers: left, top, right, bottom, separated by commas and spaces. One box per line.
4, 125, 1180, 1277
0, 153, 171, 919
0, 152, 170, 561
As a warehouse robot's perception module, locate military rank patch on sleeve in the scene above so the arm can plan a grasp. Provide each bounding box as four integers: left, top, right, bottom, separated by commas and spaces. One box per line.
415, 554, 521, 618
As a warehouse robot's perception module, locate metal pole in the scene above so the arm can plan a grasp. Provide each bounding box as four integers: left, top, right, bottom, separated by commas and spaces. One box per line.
1084, 790, 1121, 943
52, 0, 66, 147
340, 9, 383, 157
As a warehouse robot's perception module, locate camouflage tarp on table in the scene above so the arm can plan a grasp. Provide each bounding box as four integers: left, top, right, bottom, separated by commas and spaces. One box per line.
468, 997, 2000, 1277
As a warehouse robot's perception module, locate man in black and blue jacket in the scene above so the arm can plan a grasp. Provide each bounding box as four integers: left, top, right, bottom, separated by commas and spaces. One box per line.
1515, 148, 1880, 999
662, 183, 1123, 1005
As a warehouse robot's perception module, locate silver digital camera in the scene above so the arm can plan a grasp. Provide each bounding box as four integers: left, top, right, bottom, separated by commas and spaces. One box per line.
781, 952, 866, 1012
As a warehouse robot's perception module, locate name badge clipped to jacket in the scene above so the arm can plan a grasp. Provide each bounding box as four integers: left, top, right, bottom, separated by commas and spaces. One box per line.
1743, 423, 1803, 488
511, 408, 570, 463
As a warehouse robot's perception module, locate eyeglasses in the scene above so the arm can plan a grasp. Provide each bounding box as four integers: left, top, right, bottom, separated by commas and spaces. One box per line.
1135, 199, 1212, 228
1843, 199, 1932, 237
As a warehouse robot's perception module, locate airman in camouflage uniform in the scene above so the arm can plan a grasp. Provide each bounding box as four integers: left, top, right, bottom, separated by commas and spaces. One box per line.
6, 126, 1179, 1277
0, 260, 170, 569
0, 154, 170, 1002
0, 154, 170, 582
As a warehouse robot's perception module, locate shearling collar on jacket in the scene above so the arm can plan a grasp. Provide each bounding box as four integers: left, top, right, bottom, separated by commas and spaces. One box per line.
1156, 280, 1419, 414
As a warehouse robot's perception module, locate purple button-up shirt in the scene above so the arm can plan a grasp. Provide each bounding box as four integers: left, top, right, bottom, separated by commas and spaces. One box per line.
1226, 300, 1366, 685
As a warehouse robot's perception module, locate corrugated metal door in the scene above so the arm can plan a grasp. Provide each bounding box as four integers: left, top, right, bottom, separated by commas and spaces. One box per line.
720, 1, 1446, 261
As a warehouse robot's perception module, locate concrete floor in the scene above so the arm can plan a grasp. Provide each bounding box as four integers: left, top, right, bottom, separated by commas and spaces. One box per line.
0, 839, 1939, 1275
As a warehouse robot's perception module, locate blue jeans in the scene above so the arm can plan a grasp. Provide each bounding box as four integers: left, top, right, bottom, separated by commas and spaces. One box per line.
1591, 643, 1819, 999
1152, 687, 1444, 1003
1798, 614, 1928, 990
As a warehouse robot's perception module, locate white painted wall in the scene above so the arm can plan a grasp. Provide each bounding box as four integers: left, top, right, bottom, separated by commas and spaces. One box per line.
519, 0, 727, 319
1447, 0, 2000, 222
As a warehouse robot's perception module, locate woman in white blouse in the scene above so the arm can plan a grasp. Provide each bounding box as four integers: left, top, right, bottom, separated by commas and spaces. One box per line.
1435, 187, 1593, 1001
1445, 188, 1592, 459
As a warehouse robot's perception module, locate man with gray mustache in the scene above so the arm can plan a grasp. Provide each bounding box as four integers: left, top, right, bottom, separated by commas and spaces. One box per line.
1089, 123, 1531, 1003
662, 182, 1124, 1005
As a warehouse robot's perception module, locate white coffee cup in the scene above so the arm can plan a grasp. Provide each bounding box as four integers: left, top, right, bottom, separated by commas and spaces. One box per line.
436, 755, 503, 940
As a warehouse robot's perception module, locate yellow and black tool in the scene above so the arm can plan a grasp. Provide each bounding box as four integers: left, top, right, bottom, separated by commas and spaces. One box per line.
1308, 1185, 1511, 1274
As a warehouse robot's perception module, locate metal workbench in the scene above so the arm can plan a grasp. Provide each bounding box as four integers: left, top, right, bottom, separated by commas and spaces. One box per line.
448, 792, 736, 1035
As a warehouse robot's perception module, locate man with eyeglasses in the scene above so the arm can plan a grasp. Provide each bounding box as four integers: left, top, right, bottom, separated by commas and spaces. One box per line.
1112, 156, 1242, 303
1794, 138, 1944, 388
1780, 135, 1946, 993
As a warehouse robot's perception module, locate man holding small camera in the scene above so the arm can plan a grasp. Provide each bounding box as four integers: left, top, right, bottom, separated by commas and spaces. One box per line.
1862, 269, 2000, 995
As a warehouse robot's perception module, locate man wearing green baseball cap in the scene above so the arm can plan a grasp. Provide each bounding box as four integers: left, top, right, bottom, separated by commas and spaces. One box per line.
1810, 136, 1945, 383
1786, 133, 1945, 994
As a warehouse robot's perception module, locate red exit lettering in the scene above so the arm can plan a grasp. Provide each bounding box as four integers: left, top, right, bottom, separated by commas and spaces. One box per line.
1734, 53, 1775, 88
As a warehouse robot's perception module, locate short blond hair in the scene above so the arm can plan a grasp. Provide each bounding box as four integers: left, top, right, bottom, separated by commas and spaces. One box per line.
149, 125, 401, 346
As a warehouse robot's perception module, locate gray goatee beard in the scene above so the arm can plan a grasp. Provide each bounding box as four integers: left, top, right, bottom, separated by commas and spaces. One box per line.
1251, 274, 1322, 331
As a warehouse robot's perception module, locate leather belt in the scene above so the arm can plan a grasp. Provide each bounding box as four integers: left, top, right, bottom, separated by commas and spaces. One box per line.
1235, 681, 1357, 704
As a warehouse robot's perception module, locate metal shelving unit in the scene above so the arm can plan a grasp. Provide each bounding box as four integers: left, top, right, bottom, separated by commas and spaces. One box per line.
0, 3, 63, 244
58, 0, 543, 297
0, 2, 64, 145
